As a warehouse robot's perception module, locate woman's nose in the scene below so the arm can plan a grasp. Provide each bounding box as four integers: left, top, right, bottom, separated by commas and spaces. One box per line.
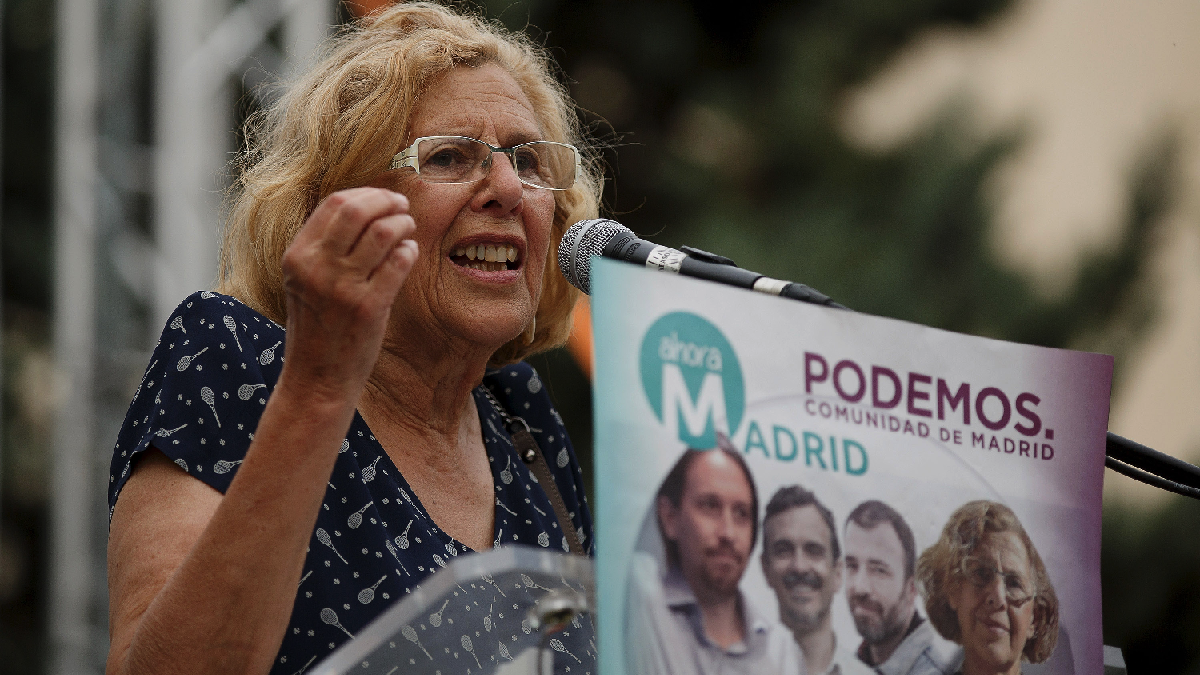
983, 574, 1007, 608
473, 152, 524, 213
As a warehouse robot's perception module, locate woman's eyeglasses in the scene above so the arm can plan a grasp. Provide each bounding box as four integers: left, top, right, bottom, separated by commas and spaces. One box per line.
391, 136, 581, 190
961, 556, 1034, 607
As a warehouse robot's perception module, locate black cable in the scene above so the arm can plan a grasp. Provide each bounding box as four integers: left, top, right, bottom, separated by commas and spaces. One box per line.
1104, 456, 1200, 500
1106, 432, 1200, 489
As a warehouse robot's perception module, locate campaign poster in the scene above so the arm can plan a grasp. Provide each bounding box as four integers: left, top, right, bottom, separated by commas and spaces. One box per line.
591, 259, 1111, 675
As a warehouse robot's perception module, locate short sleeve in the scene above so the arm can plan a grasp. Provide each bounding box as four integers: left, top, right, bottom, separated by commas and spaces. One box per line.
108, 291, 287, 518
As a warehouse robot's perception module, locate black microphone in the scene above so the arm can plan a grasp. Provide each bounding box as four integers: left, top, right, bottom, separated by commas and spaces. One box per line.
558, 218, 845, 308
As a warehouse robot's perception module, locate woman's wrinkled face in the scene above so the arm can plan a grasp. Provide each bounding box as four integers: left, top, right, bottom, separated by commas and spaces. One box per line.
378, 63, 556, 353
950, 531, 1037, 674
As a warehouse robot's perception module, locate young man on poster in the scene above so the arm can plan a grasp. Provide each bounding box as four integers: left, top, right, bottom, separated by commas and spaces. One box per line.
626, 440, 802, 675
761, 486, 873, 675
844, 500, 962, 675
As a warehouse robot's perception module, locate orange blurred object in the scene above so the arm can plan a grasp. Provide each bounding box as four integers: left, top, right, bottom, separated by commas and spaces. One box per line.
345, 0, 398, 18
567, 297, 594, 380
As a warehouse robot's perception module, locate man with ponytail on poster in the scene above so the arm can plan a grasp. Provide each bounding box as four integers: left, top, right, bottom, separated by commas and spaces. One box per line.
626, 436, 802, 675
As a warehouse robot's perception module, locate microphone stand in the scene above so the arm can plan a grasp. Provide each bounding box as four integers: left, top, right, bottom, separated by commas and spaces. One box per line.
675, 246, 1200, 501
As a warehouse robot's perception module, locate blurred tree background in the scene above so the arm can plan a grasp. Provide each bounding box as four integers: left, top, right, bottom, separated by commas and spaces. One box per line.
1, 0, 1196, 672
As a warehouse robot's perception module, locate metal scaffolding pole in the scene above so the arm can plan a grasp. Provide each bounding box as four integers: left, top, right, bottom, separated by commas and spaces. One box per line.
51, 1, 335, 673
153, 0, 334, 331
51, 0, 100, 670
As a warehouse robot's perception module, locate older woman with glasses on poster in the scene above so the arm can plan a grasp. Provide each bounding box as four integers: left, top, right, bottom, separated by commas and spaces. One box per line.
104, 4, 600, 674
916, 501, 1060, 675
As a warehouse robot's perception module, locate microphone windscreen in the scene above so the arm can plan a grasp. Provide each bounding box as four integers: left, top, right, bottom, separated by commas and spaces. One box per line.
558, 219, 632, 294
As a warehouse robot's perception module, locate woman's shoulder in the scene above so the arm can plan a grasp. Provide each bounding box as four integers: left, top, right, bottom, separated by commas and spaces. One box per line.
108, 291, 287, 513
163, 290, 284, 343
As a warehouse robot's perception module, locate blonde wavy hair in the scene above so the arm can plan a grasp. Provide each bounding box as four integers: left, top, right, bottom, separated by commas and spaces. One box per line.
218, 2, 600, 364
916, 500, 1059, 664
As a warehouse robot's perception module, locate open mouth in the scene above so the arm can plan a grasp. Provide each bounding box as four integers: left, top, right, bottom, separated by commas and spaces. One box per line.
451, 243, 520, 272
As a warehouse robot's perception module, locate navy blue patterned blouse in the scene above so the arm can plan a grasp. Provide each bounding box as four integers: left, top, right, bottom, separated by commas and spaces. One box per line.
108, 291, 593, 673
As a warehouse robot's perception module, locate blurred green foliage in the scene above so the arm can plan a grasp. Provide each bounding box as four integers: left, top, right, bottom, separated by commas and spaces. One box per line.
1104, 498, 1200, 672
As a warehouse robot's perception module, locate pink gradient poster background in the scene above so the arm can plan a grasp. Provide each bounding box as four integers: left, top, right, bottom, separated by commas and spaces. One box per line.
592, 260, 1112, 675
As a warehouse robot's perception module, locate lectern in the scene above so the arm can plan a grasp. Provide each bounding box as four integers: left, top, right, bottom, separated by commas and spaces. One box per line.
311, 548, 595, 675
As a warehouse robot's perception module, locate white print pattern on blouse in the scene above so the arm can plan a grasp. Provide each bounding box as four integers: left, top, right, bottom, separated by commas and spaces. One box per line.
213, 459, 243, 474
339, 438, 349, 453
383, 540, 411, 576
482, 572, 506, 597
428, 599, 450, 627
550, 638, 581, 663
461, 635, 482, 668
258, 340, 282, 365
499, 455, 513, 484
400, 625, 432, 660
347, 501, 373, 529
395, 520, 412, 549
176, 347, 208, 371
223, 315, 242, 352
170, 315, 186, 333
520, 574, 549, 591
200, 387, 221, 427
360, 455, 382, 483
537, 532, 549, 547
526, 371, 542, 393
132, 360, 158, 400
237, 383, 265, 400
557, 447, 570, 468
154, 423, 188, 438
357, 575, 386, 604
319, 608, 354, 638
315, 528, 348, 564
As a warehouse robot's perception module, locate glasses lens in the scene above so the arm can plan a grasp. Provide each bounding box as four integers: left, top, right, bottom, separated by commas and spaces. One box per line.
412, 137, 578, 189
416, 137, 490, 183
512, 142, 577, 190
962, 558, 1032, 605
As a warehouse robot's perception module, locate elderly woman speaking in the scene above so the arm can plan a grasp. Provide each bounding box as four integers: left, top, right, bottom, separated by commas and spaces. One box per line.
105, 4, 600, 674
916, 501, 1060, 675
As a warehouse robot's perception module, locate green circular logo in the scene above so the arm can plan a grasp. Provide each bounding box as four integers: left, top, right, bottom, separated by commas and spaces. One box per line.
639, 312, 745, 448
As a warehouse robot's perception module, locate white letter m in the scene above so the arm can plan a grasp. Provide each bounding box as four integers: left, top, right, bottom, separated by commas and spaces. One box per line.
661, 363, 728, 443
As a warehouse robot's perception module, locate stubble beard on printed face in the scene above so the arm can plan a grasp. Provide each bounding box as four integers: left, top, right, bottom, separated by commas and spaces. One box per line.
850, 593, 909, 646
779, 570, 830, 635
693, 543, 748, 601
786, 603, 830, 636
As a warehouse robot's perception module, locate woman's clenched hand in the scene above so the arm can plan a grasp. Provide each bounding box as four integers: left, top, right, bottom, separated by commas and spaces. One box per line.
278, 187, 419, 407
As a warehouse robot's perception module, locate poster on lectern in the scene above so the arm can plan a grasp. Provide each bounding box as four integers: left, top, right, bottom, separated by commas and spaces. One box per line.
591, 259, 1110, 675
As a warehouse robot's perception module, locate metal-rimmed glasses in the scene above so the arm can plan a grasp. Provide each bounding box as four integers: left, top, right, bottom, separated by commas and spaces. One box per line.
390, 135, 581, 190
961, 556, 1034, 607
